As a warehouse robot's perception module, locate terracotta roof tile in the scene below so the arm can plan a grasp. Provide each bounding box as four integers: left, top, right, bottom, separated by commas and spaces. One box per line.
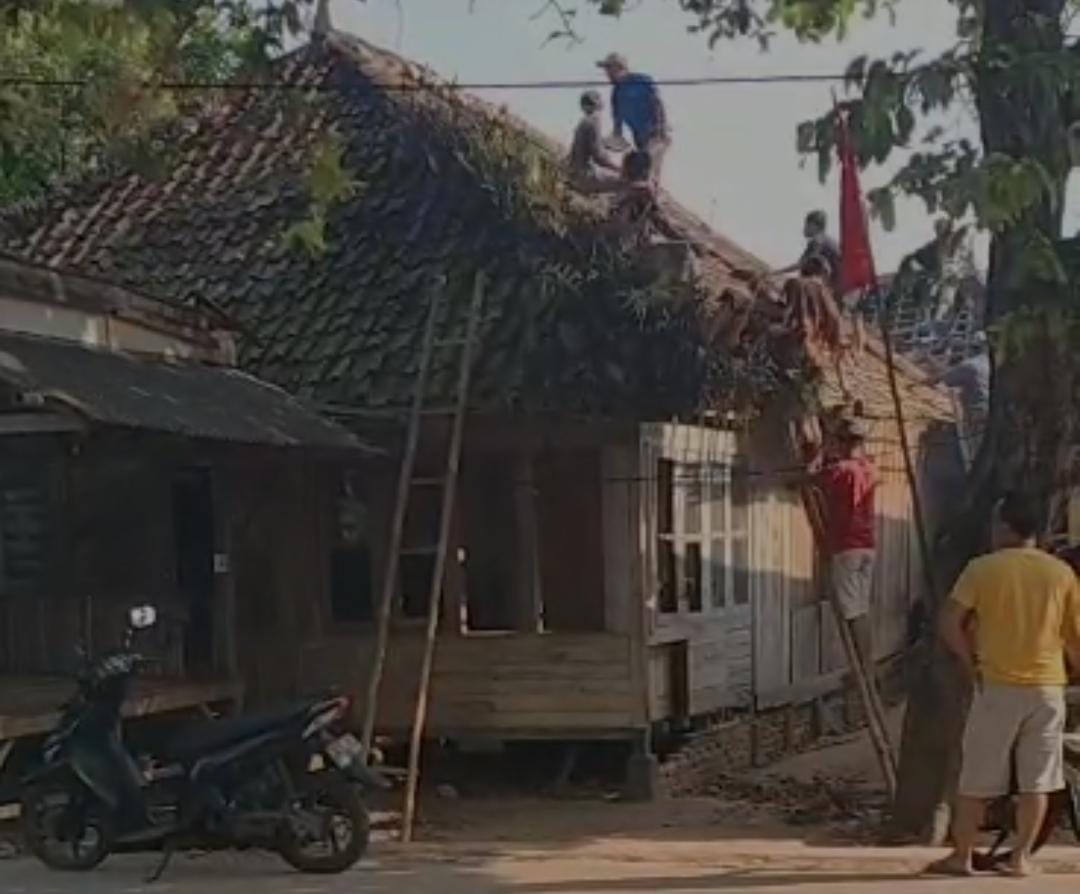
0, 33, 946, 424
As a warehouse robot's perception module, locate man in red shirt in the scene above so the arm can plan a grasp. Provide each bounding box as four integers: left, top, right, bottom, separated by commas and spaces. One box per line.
814, 417, 879, 666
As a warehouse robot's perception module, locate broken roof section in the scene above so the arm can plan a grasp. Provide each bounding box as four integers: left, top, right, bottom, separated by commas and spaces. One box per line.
0, 330, 366, 449
0, 32, 945, 425
0, 256, 370, 451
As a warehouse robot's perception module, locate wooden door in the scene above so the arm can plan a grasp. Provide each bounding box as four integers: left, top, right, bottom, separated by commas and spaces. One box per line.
534, 450, 606, 632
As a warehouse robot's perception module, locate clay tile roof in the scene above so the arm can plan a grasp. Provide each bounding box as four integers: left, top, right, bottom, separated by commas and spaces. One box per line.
0, 32, 936, 423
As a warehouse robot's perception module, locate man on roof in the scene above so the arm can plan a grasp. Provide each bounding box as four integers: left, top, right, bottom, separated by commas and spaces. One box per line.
779, 210, 843, 297
930, 330, 990, 466
567, 89, 622, 193
609, 150, 680, 249
597, 53, 671, 184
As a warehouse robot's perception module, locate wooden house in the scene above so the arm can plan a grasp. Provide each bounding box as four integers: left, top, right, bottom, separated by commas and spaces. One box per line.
0, 31, 959, 765
0, 255, 372, 775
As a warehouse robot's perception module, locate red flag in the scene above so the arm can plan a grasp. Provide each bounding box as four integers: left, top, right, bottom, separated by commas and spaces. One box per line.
837, 114, 877, 294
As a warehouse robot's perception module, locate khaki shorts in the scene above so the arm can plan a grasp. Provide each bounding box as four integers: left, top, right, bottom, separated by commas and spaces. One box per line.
644, 134, 671, 182
831, 549, 874, 620
959, 683, 1066, 797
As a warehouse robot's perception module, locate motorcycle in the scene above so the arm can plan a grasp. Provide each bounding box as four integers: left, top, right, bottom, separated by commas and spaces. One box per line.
20, 605, 386, 880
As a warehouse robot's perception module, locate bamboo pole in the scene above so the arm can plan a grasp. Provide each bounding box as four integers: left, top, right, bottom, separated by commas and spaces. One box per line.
401, 273, 485, 843
360, 278, 445, 759
879, 290, 941, 607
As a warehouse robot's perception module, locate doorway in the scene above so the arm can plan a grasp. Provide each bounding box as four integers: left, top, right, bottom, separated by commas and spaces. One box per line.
172, 468, 215, 675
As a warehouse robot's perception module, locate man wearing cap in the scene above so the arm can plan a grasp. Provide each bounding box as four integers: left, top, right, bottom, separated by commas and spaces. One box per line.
813, 416, 879, 667
567, 89, 621, 193
597, 52, 670, 183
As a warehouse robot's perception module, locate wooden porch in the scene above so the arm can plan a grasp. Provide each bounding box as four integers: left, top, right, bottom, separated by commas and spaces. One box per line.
0, 675, 243, 742
300, 631, 643, 741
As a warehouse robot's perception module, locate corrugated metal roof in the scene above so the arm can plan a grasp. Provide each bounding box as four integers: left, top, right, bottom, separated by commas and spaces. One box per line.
0, 331, 371, 451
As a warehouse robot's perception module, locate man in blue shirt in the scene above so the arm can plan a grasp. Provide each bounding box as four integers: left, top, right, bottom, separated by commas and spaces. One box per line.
597, 52, 671, 183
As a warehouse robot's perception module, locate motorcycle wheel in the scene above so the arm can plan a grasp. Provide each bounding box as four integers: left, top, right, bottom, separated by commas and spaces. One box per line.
21, 778, 114, 871
277, 775, 369, 874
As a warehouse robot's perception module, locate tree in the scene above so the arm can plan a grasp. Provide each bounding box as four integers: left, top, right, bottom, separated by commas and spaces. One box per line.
578, 0, 1080, 840
0, 0, 316, 202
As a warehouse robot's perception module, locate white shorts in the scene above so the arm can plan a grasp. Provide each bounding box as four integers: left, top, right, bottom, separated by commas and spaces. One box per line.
831, 549, 874, 620
959, 683, 1066, 797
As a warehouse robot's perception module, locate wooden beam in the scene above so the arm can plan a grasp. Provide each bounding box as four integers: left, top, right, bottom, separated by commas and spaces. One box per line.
212, 470, 239, 680
513, 453, 543, 632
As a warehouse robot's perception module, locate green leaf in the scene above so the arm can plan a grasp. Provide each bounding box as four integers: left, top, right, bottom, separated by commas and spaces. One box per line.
796, 120, 817, 154
282, 212, 328, 257
307, 136, 360, 206
868, 186, 897, 231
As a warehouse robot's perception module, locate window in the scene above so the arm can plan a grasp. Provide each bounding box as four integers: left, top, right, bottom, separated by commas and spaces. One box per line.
330, 548, 373, 622
399, 484, 442, 619
330, 476, 374, 623
0, 459, 53, 598
656, 460, 678, 613
656, 462, 706, 614
709, 464, 750, 607
656, 459, 750, 615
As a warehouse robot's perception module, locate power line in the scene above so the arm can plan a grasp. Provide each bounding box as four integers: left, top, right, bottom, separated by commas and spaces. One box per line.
0, 72, 851, 92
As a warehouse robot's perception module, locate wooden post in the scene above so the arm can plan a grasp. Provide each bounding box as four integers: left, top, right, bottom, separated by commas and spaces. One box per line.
513, 453, 543, 632
880, 293, 941, 607
211, 468, 238, 681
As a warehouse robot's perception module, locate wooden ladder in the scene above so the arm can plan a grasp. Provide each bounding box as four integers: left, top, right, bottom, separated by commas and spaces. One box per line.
786, 422, 897, 797
360, 271, 486, 843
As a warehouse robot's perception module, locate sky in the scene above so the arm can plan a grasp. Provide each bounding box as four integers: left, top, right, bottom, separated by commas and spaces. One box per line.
329, 0, 980, 272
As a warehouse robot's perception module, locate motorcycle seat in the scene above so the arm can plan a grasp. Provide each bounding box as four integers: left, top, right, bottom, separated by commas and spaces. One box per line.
161, 700, 318, 762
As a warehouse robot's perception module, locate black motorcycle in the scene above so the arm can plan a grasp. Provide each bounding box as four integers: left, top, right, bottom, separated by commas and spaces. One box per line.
20, 605, 385, 879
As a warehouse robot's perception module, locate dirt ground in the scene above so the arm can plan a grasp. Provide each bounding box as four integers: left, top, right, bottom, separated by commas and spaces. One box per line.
6, 709, 1080, 892
4, 819, 1080, 893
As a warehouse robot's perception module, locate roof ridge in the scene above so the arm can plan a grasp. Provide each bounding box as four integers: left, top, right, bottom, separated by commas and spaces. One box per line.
320, 30, 768, 275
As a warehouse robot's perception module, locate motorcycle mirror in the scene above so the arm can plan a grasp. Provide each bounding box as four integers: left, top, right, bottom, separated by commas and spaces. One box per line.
128, 605, 158, 631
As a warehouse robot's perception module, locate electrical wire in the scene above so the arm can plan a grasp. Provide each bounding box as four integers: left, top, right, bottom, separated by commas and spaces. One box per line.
0, 71, 853, 92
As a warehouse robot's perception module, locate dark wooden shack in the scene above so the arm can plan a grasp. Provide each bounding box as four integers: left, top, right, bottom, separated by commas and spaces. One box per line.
0, 257, 373, 770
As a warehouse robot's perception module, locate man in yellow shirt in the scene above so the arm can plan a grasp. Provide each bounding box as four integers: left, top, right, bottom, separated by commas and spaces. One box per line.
930, 492, 1080, 877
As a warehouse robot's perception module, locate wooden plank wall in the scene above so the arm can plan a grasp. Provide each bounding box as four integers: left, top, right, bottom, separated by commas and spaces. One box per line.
230, 460, 329, 707
301, 631, 639, 736
282, 434, 646, 741
637, 406, 939, 717
0, 436, 184, 675
755, 409, 933, 690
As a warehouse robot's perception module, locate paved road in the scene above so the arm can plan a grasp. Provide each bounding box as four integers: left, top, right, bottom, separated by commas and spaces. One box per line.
3, 850, 1080, 893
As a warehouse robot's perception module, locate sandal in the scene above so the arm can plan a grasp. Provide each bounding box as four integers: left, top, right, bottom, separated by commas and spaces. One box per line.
923, 857, 975, 877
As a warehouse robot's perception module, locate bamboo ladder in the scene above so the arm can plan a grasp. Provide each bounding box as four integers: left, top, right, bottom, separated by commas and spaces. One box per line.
360, 272, 486, 842
788, 422, 898, 797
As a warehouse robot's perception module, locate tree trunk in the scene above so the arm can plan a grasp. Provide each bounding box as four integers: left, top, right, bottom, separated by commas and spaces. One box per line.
890, 0, 1072, 840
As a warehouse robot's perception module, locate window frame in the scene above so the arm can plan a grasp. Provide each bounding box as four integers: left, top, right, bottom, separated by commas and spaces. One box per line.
657, 459, 748, 616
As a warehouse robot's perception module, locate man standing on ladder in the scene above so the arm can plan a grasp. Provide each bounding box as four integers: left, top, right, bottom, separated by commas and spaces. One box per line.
812, 416, 880, 672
